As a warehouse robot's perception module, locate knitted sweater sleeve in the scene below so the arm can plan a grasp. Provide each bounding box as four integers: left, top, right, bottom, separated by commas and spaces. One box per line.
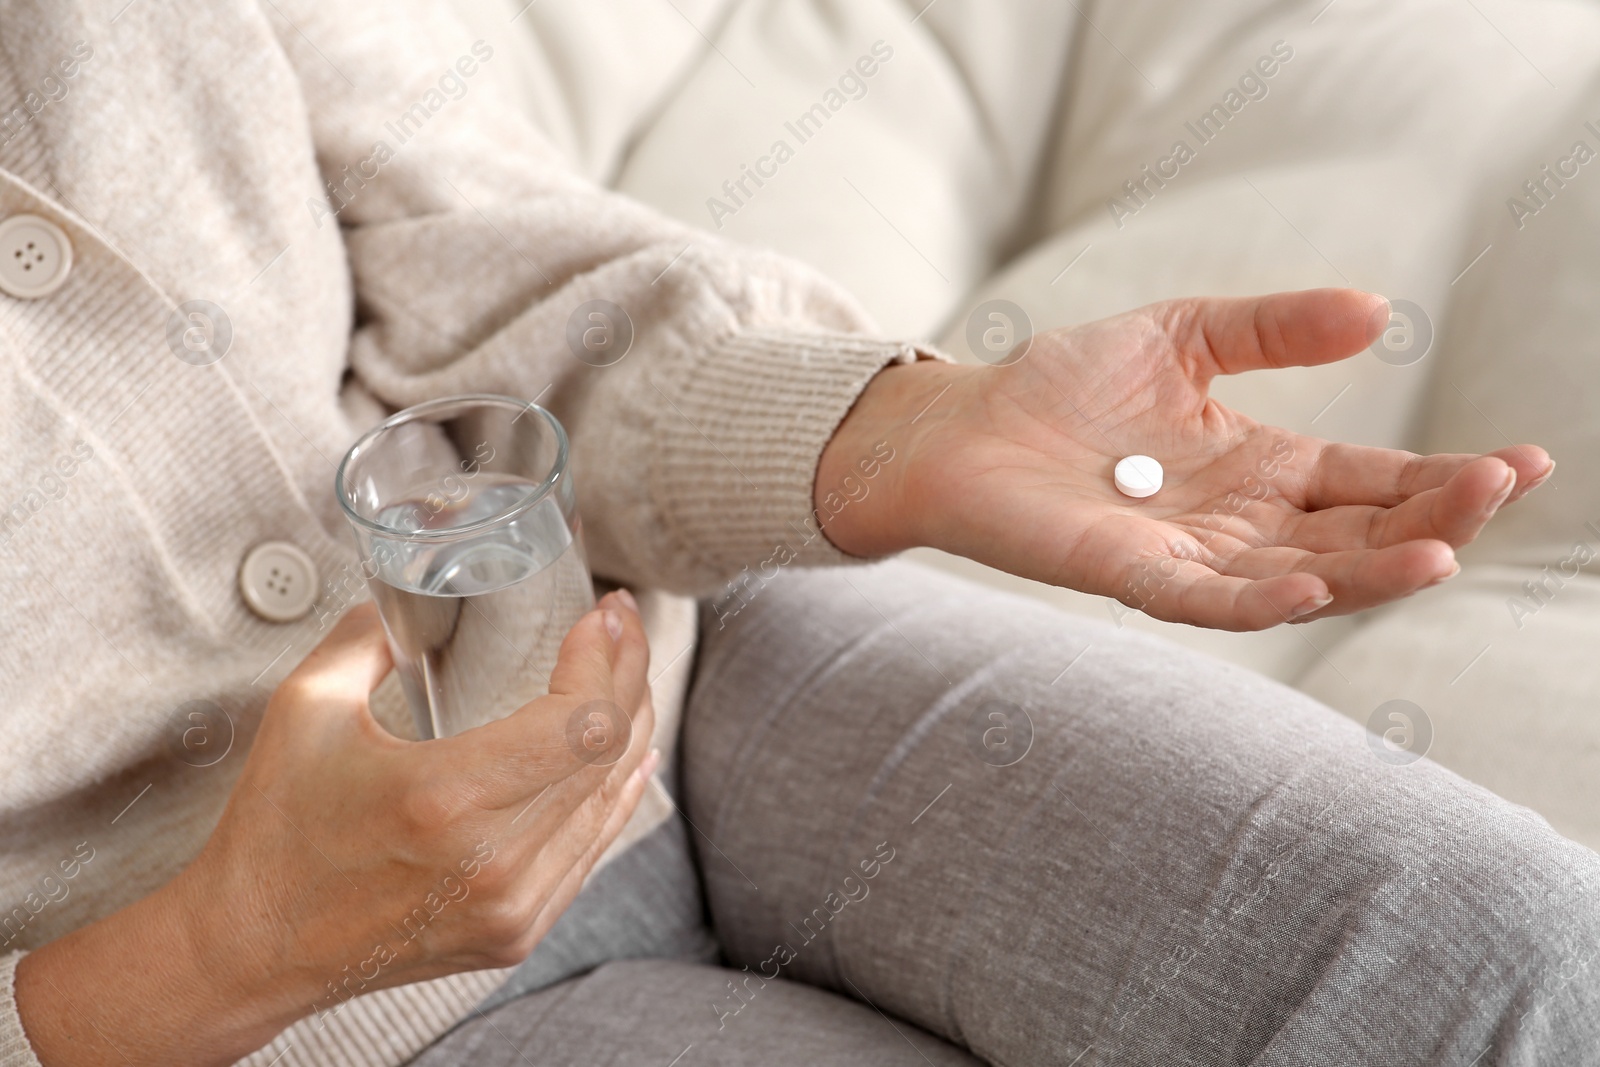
0, 955, 41, 1067
264, 0, 929, 594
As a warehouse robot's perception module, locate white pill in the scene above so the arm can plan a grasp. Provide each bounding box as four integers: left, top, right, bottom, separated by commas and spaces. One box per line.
1114, 455, 1163, 499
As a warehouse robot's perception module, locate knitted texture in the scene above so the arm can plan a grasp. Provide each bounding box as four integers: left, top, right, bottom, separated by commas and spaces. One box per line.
0, 956, 36, 1067
0, 0, 924, 1062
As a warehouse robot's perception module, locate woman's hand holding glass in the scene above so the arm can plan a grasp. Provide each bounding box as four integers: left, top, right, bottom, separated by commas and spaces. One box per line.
16, 591, 655, 1067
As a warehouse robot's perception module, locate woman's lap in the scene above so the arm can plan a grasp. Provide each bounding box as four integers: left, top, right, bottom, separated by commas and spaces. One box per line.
472, 811, 718, 1016
423, 558, 1600, 1065
680, 559, 1600, 1065
417, 958, 978, 1065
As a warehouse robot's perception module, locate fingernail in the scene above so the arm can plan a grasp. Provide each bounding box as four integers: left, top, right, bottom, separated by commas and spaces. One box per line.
603, 609, 623, 642
635, 747, 661, 783
615, 587, 638, 613
1424, 561, 1461, 589
1290, 593, 1334, 619
1485, 469, 1517, 515
1523, 462, 1556, 494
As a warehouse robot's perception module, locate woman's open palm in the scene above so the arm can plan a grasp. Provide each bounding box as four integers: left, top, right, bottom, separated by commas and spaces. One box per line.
826, 289, 1553, 631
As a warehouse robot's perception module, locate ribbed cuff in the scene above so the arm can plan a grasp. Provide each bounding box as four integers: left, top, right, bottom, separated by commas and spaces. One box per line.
650, 326, 927, 578
0, 954, 43, 1067
235, 968, 510, 1066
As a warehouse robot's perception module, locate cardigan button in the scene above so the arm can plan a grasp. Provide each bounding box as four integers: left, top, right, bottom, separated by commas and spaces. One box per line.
239, 541, 320, 623
0, 214, 72, 298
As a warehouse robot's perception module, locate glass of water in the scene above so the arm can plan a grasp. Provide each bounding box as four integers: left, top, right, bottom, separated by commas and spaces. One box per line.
335, 394, 595, 740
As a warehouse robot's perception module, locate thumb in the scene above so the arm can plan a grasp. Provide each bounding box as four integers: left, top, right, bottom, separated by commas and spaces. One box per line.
546, 603, 624, 703
1177, 288, 1390, 379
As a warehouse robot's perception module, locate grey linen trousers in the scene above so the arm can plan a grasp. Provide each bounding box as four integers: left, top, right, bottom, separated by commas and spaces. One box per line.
415, 559, 1600, 1066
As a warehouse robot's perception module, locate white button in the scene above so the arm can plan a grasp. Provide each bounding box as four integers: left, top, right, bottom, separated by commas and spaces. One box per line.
239, 542, 319, 623
0, 214, 72, 299
1114, 455, 1164, 499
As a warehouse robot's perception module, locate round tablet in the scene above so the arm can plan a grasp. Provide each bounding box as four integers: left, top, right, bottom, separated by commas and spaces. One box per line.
1114, 455, 1163, 499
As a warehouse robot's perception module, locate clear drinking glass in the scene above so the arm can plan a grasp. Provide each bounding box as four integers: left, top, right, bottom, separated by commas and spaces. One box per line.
335, 395, 595, 740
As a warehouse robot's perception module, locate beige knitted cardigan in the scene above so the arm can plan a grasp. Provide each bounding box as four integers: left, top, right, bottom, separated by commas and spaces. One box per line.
0, 2, 919, 1062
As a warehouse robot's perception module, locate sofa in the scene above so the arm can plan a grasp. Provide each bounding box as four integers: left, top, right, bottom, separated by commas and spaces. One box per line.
450, 0, 1600, 849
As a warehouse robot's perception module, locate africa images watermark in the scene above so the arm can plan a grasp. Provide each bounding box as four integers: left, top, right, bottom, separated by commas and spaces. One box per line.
709, 841, 897, 1030
312, 441, 496, 629
1105, 40, 1295, 229
1505, 120, 1600, 231
307, 40, 495, 229
1367, 698, 1432, 766
705, 40, 896, 230
308, 841, 497, 1029
709, 439, 896, 628
1106, 438, 1297, 626
0, 440, 95, 548
1, 39, 93, 147
1506, 518, 1600, 629
1105, 814, 1312, 1043
0, 842, 96, 951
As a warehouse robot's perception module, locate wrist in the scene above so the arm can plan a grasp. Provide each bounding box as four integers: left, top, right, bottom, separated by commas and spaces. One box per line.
815, 358, 971, 557
165, 857, 316, 1052
15, 860, 305, 1065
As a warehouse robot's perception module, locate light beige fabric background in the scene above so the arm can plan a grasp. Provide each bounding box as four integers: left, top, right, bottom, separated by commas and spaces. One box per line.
453, 0, 1600, 847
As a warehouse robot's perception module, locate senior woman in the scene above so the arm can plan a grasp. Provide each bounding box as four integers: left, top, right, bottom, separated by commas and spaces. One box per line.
0, 1, 1596, 1065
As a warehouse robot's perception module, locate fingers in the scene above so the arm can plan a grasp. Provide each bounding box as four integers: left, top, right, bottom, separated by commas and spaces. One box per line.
453, 591, 649, 811
1506, 456, 1557, 504
277, 601, 393, 710
1286, 455, 1519, 551
1169, 288, 1390, 380
1126, 536, 1460, 630
1121, 556, 1329, 632
449, 747, 659, 970
1226, 541, 1456, 616
1303, 442, 1552, 511
492, 684, 657, 850
517, 749, 660, 951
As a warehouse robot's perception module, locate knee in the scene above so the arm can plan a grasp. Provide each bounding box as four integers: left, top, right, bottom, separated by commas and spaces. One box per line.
1306, 783, 1600, 1055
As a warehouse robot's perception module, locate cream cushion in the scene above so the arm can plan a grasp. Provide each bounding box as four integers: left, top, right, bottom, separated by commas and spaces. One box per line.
453, 0, 1600, 847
